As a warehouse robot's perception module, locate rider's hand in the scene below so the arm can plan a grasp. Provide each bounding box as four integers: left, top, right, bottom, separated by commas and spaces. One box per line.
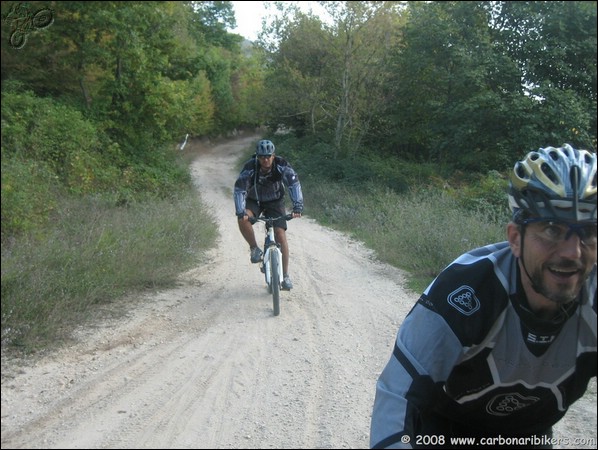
292, 211, 302, 219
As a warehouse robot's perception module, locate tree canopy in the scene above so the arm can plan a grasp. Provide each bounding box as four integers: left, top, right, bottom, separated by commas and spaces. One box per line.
257, 1, 595, 168
2, 1, 596, 237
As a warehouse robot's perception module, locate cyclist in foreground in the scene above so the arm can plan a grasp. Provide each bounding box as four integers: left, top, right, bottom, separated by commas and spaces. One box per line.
370, 144, 597, 448
234, 139, 303, 290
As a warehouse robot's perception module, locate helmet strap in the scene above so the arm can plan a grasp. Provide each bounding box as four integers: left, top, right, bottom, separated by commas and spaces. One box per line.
518, 226, 542, 295
570, 166, 580, 221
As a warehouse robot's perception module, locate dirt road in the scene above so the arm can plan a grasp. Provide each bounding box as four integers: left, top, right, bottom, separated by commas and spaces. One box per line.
1, 135, 596, 449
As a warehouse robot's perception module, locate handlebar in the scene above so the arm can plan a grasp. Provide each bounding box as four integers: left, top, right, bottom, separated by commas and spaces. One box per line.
248, 213, 294, 225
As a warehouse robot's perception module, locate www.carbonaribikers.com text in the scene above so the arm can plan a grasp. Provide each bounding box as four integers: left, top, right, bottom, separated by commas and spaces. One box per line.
401, 434, 596, 447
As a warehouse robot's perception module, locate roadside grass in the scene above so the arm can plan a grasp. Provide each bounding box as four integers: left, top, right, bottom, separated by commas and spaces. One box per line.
1, 191, 217, 352
303, 180, 507, 294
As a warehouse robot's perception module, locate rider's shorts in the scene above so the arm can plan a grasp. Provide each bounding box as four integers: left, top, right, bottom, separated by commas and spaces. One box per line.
246, 198, 287, 230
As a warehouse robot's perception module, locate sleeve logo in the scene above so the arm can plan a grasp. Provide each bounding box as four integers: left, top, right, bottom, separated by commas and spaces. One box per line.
447, 286, 480, 315
486, 393, 539, 416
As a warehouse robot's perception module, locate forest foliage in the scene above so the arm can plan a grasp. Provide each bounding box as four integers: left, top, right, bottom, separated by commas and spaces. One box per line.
1, 0, 596, 236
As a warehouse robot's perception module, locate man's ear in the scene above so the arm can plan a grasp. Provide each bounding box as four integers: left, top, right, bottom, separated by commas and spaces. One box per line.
507, 222, 521, 258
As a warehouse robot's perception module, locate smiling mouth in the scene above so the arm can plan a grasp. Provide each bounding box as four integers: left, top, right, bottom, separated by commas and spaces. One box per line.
548, 266, 579, 279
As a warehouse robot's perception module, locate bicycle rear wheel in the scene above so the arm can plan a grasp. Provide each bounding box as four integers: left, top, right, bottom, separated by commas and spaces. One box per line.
270, 251, 281, 316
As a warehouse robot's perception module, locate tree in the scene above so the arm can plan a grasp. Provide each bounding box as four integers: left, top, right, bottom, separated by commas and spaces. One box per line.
261, 8, 333, 136
380, 1, 596, 171
260, 1, 405, 158
491, 1, 597, 151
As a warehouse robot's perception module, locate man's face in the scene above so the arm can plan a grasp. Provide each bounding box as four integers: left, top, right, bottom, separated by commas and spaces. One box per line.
258, 154, 274, 170
508, 220, 597, 305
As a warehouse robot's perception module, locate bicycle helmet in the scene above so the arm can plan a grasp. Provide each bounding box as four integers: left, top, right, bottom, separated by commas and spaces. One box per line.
256, 140, 275, 156
508, 144, 597, 223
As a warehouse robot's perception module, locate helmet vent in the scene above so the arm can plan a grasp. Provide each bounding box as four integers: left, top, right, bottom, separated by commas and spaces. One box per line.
540, 162, 559, 184
548, 149, 561, 160
584, 152, 594, 164
515, 163, 528, 179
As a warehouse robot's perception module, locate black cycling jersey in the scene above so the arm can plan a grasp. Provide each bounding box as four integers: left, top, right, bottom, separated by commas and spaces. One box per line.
370, 241, 597, 448
234, 155, 303, 216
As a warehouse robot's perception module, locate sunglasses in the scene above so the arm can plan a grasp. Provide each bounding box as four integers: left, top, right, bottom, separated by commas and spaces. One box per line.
258, 154, 273, 159
522, 218, 597, 246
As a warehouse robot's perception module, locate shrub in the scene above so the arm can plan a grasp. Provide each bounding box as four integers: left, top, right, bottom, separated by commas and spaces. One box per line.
1, 155, 60, 237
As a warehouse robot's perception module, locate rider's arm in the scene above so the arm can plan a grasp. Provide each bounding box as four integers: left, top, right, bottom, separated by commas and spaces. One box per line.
280, 164, 304, 213
371, 243, 516, 449
370, 304, 462, 449
288, 182, 303, 214
233, 166, 253, 218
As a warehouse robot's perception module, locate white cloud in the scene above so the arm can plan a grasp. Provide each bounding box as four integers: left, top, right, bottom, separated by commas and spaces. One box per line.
230, 1, 271, 41
230, 1, 331, 41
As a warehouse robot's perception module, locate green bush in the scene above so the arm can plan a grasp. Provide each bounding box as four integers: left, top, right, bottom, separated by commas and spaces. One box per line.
1, 155, 60, 238
448, 170, 511, 224
2, 88, 193, 218
1, 89, 99, 170
275, 134, 438, 194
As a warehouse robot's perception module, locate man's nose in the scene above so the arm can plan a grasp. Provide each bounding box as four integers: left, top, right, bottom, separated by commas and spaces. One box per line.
558, 232, 583, 259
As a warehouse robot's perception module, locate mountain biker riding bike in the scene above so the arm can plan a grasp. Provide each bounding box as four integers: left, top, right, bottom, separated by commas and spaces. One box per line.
370, 144, 597, 449
234, 139, 304, 290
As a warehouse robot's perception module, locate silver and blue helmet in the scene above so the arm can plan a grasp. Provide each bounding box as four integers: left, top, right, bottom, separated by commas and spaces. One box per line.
508, 144, 597, 223
256, 140, 275, 156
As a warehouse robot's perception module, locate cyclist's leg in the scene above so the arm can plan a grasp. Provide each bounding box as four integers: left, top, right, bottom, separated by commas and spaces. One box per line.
262, 199, 289, 275
275, 227, 289, 275
238, 198, 260, 249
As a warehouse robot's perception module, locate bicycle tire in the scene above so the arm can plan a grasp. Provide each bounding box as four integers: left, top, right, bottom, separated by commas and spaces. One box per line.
270, 250, 281, 316
9, 31, 27, 49
33, 8, 54, 29
267, 278, 272, 294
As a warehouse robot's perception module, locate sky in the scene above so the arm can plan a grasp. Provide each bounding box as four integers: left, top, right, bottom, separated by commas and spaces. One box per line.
230, 1, 329, 41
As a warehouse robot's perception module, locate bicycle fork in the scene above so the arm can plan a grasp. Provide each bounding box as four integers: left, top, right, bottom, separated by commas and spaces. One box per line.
262, 239, 282, 288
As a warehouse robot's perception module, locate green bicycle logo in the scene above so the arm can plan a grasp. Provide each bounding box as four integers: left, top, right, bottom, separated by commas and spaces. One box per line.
2, 2, 54, 49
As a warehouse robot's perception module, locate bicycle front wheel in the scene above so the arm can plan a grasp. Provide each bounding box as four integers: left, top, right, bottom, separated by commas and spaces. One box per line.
270, 250, 281, 316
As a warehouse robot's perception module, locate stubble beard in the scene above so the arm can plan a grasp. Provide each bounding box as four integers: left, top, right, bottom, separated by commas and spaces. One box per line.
529, 263, 586, 305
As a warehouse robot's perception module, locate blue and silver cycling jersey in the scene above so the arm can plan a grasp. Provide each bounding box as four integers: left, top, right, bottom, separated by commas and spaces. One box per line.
370, 242, 597, 448
234, 155, 303, 215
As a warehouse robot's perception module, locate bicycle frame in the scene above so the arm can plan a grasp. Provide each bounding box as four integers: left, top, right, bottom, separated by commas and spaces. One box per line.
249, 213, 292, 316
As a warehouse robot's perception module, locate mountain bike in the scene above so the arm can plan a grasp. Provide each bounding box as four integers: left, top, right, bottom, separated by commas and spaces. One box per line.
249, 213, 293, 316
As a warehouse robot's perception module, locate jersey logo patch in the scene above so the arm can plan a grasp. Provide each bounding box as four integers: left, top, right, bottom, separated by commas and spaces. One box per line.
486, 393, 540, 416
526, 332, 556, 344
447, 286, 480, 315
